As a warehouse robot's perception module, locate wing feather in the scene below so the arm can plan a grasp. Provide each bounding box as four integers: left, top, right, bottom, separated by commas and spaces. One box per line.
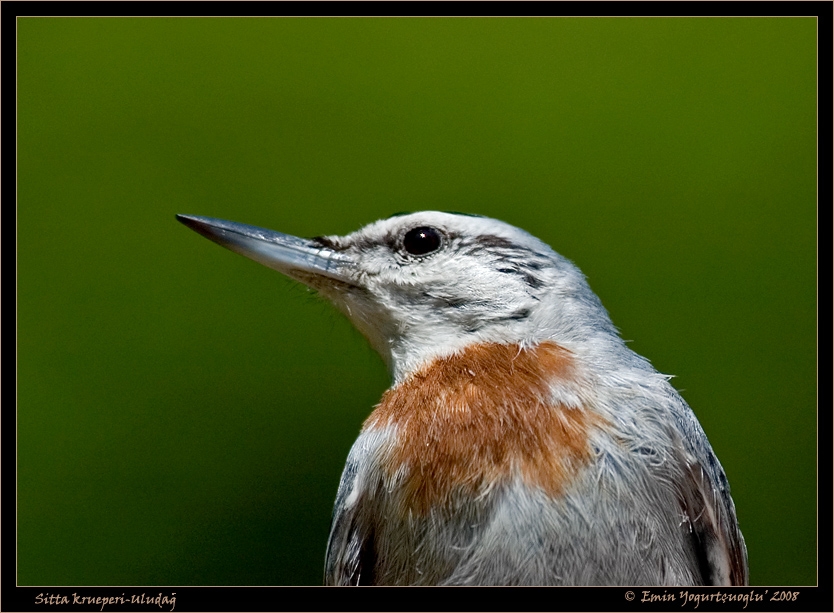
677, 453, 748, 585
324, 437, 378, 586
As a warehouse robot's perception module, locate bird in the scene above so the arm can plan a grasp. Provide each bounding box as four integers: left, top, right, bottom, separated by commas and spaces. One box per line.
176, 210, 748, 586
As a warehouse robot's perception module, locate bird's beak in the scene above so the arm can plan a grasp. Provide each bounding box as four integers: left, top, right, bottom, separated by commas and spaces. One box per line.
176, 214, 357, 286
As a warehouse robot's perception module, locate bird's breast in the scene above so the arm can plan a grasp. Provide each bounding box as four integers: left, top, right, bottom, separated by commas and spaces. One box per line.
363, 341, 607, 513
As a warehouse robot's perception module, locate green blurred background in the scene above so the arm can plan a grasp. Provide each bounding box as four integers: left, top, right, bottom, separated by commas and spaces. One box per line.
18, 18, 816, 586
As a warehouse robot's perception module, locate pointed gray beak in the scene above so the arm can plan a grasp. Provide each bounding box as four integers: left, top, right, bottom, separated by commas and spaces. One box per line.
176, 214, 356, 286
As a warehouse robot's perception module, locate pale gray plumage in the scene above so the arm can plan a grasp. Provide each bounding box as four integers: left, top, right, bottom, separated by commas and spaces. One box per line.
177, 210, 748, 586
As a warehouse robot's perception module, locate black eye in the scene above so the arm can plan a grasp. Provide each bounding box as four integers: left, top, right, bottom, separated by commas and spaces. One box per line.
402, 226, 442, 256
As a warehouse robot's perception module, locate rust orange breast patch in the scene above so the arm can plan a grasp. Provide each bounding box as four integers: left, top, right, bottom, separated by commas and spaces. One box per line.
363, 341, 605, 513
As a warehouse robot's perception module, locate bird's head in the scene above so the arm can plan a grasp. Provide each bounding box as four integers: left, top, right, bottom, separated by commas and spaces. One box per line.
177, 211, 618, 381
